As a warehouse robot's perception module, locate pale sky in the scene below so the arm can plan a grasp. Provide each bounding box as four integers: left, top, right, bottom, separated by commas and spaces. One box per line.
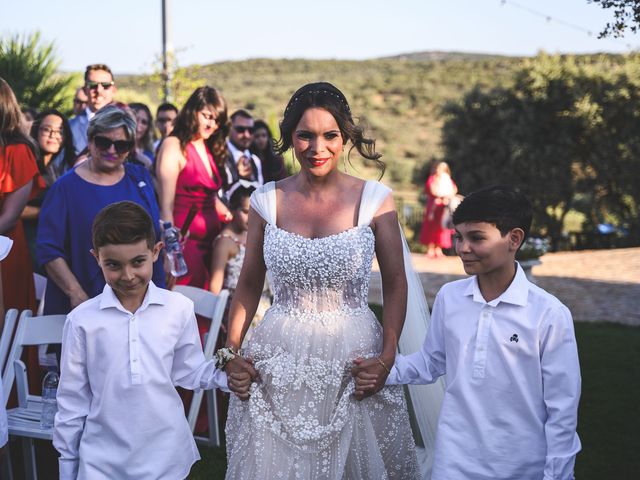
1, 0, 638, 74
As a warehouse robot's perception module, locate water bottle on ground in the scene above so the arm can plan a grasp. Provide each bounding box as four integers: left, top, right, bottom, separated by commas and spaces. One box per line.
41, 369, 59, 429
163, 221, 188, 277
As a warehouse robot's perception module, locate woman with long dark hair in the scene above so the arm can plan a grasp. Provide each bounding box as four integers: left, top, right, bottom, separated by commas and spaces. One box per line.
156, 86, 232, 292
23, 109, 76, 269
222, 82, 432, 479
0, 77, 39, 313
250, 119, 286, 182
129, 102, 155, 162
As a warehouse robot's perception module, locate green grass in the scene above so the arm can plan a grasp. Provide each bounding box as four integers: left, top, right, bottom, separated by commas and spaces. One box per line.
188, 321, 640, 479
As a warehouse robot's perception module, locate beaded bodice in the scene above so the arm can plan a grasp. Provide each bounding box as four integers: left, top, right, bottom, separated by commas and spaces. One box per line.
263, 223, 375, 316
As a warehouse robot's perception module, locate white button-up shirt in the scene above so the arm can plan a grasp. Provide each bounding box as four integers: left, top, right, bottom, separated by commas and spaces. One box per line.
387, 264, 581, 480
54, 282, 228, 480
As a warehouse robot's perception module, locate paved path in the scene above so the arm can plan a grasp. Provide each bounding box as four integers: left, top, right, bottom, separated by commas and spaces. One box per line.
370, 247, 640, 325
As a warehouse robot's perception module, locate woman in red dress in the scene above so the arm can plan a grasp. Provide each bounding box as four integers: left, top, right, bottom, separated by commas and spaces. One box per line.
157, 86, 232, 292
419, 161, 458, 258
157, 87, 233, 434
0, 77, 38, 314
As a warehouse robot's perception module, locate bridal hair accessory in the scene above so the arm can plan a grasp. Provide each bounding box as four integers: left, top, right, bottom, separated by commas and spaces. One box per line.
284, 89, 351, 116
215, 346, 238, 370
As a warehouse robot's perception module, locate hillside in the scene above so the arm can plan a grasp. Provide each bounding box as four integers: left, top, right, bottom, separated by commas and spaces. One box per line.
116, 52, 625, 198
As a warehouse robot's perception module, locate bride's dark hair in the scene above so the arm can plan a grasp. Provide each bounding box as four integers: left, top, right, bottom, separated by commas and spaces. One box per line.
275, 82, 384, 175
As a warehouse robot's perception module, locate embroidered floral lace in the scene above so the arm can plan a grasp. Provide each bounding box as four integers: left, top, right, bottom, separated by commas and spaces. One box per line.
225, 223, 419, 479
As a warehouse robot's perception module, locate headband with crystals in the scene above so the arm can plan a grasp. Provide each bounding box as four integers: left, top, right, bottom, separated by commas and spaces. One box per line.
284, 89, 351, 116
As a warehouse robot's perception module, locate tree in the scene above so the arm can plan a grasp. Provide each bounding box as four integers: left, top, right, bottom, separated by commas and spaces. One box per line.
441, 53, 640, 248
0, 32, 75, 113
590, 0, 640, 37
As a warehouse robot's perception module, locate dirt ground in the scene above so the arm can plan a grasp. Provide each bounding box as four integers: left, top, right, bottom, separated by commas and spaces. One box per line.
370, 247, 640, 325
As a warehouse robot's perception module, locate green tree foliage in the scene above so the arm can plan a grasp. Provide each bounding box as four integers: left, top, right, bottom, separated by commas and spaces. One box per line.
590, 0, 640, 37
0, 32, 74, 113
441, 53, 640, 247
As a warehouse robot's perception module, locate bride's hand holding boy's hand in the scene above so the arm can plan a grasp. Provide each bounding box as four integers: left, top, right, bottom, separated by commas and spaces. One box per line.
226, 356, 258, 401
351, 356, 392, 401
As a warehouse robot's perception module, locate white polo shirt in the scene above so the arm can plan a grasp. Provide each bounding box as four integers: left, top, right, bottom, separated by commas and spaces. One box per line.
54, 282, 228, 480
387, 264, 581, 480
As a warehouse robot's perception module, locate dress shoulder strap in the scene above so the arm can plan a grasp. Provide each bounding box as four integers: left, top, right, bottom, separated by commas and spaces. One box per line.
357, 180, 392, 226
249, 181, 277, 225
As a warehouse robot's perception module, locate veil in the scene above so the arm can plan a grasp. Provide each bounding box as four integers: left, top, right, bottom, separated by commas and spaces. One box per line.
359, 181, 445, 480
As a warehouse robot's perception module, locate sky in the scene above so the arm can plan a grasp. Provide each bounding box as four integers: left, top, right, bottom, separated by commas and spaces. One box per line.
1, 0, 639, 75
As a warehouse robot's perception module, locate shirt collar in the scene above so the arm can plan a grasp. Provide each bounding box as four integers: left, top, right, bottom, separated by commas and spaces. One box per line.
99, 281, 166, 314
85, 106, 96, 121
463, 262, 529, 307
226, 139, 249, 163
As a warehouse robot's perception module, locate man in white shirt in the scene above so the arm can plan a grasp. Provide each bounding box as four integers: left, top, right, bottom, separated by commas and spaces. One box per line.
222, 109, 263, 199
53, 202, 249, 479
69, 64, 117, 155
354, 186, 581, 480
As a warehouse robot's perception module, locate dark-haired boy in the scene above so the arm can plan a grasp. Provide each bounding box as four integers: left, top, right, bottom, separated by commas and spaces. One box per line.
381, 186, 581, 479
53, 201, 242, 479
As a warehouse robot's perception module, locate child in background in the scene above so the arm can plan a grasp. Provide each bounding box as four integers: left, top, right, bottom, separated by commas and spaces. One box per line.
355, 186, 581, 480
210, 183, 270, 334
53, 201, 249, 479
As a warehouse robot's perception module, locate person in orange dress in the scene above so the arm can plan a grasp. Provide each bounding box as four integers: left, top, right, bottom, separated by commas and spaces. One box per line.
0, 77, 38, 315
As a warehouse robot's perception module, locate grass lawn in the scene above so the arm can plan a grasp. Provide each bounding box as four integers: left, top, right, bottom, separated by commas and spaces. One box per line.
189, 322, 640, 479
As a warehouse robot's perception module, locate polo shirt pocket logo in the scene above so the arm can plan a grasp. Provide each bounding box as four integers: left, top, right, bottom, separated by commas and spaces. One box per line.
509, 334, 519, 343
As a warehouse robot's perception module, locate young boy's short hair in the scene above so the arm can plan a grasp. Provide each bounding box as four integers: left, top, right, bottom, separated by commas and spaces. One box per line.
92, 201, 156, 250
453, 185, 533, 239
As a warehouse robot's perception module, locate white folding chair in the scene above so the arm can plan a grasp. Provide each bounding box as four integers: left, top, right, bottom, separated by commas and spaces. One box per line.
173, 285, 229, 447
32, 274, 46, 318
3, 310, 66, 480
0, 309, 18, 375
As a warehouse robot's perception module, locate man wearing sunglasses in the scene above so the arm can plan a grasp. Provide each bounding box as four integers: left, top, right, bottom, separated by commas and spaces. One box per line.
222, 109, 263, 199
70, 64, 117, 155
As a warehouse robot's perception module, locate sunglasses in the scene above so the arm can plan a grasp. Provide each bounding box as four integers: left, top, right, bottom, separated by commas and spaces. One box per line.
86, 81, 114, 90
157, 117, 174, 123
233, 126, 254, 134
73, 98, 87, 105
92, 135, 134, 154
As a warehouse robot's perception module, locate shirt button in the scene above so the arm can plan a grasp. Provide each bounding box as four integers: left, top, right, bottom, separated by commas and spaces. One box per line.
478, 346, 485, 351
132, 339, 137, 342
131, 317, 136, 322
132, 359, 138, 362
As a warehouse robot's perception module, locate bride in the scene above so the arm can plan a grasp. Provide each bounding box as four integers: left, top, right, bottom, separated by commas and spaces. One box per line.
221, 82, 441, 479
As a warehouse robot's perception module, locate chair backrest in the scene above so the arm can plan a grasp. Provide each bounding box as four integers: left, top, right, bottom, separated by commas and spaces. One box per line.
33, 273, 47, 316
0, 308, 19, 374
172, 286, 229, 437
3, 310, 66, 406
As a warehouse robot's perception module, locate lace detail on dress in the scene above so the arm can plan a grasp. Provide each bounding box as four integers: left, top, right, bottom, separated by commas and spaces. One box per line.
225, 221, 419, 479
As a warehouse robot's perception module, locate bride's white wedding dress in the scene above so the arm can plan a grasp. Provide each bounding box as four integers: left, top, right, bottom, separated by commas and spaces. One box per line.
225, 181, 421, 479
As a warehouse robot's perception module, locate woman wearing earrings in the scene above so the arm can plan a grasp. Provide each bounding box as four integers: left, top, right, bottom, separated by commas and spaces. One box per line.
221, 83, 441, 479
36, 105, 164, 315
156, 86, 232, 292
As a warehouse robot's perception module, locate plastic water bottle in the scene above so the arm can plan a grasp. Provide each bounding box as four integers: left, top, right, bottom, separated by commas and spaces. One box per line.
162, 221, 188, 277
41, 369, 59, 429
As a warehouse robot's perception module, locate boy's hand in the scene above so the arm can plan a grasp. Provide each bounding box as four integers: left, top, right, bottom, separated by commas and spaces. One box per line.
351, 358, 389, 401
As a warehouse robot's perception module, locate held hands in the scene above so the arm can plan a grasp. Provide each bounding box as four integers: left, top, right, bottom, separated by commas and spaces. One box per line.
225, 355, 258, 401
351, 355, 393, 401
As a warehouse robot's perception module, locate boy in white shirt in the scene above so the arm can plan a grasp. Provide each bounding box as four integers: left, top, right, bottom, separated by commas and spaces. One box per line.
53, 201, 248, 479
355, 186, 581, 480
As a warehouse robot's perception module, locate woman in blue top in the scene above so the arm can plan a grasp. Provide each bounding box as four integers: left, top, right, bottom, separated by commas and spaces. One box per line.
37, 105, 165, 315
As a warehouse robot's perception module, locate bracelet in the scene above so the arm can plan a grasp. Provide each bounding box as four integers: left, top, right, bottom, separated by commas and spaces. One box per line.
376, 357, 391, 374
214, 347, 238, 371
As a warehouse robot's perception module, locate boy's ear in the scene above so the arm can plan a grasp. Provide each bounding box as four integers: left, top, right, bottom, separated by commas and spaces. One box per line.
90, 248, 100, 265
151, 241, 163, 262
508, 228, 525, 251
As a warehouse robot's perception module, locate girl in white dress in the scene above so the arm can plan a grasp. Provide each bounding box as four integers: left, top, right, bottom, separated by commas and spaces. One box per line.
221, 83, 423, 479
